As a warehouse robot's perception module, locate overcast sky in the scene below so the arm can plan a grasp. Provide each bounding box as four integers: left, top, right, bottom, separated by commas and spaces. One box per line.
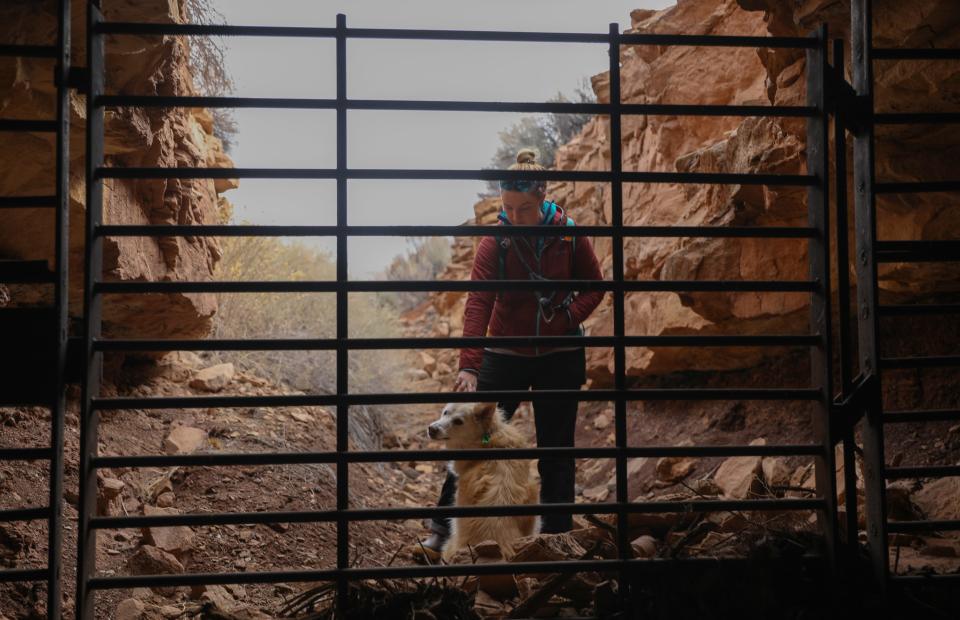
213, 0, 674, 276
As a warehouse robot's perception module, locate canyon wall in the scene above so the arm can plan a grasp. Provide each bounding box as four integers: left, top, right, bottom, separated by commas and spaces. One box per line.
0, 0, 235, 340
427, 0, 960, 385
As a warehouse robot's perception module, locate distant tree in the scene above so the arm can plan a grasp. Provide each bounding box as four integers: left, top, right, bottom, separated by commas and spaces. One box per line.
479, 77, 597, 198
184, 0, 238, 153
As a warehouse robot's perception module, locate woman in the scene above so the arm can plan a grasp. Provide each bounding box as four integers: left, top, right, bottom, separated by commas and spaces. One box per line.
421, 147, 605, 557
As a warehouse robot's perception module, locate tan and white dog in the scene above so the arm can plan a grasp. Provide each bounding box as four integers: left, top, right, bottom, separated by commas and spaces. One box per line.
427, 402, 539, 561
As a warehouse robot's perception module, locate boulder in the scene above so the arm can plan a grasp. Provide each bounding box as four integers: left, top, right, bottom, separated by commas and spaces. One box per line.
189, 363, 235, 392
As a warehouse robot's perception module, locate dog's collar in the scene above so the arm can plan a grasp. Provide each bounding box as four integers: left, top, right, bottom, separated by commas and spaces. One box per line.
481, 432, 491, 446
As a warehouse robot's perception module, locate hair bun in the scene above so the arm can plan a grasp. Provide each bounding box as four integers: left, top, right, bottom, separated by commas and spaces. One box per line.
516, 148, 537, 165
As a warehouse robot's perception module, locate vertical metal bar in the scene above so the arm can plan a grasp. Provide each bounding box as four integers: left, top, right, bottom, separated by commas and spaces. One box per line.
608, 22, 630, 597
832, 41, 854, 398
832, 37, 861, 554
77, 3, 105, 618
851, 0, 888, 588
807, 23, 840, 573
47, 0, 70, 615
335, 12, 350, 616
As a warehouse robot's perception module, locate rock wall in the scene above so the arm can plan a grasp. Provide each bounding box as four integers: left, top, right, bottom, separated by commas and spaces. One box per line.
0, 0, 235, 340
427, 0, 960, 385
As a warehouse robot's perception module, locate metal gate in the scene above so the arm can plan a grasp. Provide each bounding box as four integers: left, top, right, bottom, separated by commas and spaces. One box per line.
75, 6, 835, 617
0, 0, 957, 617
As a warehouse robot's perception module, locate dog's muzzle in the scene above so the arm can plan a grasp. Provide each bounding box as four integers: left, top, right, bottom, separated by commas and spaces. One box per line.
427, 422, 446, 440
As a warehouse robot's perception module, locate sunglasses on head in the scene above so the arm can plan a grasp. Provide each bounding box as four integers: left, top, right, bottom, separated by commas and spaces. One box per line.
499, 179, 546, 193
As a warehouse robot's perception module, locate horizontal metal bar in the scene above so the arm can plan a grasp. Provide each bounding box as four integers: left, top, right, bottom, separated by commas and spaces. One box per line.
878, 303, 960, 316
87, 553, 824, 591
884, 409, 960, 423
880, 355, 960, 369
0, 119, 58, 132
95, 94, 816, 117
0, 568, 48, 583
90, 498, 824, 530
95, 223, 819, 239
876, 240, 960, 262
97, 95, 336, 109
91, 387, 819, 410
618, 33, 816, 49
93, 334, 818, 352
871, 48, 960, 60
875, 112, 960, 124
94, 166, 817, 186
350, 444, 823, 461
886, 520, 960, 534
0, 195, 57, 209
345, 27, 609, 43
92, 443, 822, 469
890, 573, 960, 583
0, 507, 49, 523
885, 465, 960, 479
94, 22, 337, 37
0, 447, 52, 461
875, 181, 960, 194
93, 279, 817, 294
0, 44, 59, 58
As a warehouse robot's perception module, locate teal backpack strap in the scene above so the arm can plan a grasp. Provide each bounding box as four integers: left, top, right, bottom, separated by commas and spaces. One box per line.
564, 214, 577, 275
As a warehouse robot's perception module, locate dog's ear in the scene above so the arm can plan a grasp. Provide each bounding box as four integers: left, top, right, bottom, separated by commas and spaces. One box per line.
472, 402, 496, 421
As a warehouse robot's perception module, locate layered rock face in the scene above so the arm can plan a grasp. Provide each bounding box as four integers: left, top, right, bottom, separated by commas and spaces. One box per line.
432, 0, 960, 384
0, 0, 235, 340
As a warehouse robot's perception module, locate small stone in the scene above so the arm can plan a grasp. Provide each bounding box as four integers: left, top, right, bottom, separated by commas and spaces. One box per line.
419, 351, 437, 374
289, 410, 314, 423
189, 362, 235, 392
655, 456, 696, 483
582, 485, 610, 502
127, 545, 184, 576
191, 584, 236, 611
115, 598, 144, 620
593, 413, 611, 430
163, 426, 207, 455
141, 506, 195, 560
713, 438, 766, 499
155, 492, 175, 508
631, 535, 657, 558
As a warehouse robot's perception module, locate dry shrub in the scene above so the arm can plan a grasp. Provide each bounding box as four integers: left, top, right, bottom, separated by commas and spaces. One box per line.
378, 236, 452, 313
213, 236, 407, 449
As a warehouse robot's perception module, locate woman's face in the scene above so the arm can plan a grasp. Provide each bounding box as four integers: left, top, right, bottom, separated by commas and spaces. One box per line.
501, 190, 543, 226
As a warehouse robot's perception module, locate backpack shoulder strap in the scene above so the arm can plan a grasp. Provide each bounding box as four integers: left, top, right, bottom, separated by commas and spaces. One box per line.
495, 235, 509, 280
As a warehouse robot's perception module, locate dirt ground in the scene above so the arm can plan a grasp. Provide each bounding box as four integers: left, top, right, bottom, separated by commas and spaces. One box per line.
2, 329, 959, 618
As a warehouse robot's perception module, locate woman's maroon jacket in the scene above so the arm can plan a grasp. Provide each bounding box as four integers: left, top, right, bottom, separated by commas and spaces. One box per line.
459, 208, 605, 374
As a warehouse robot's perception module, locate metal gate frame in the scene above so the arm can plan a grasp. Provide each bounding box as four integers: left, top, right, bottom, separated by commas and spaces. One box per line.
72, 5, 842, 616
843, 0, 960, 590
0, 0, 71, 617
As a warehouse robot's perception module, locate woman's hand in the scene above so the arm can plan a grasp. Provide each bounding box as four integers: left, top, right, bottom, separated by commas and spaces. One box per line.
454, 370, 478, 392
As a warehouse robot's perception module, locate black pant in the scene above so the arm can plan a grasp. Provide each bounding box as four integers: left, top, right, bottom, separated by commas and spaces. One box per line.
430, 347, 586, 536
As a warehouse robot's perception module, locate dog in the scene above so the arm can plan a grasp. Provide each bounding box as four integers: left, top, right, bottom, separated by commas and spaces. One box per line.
427, 402, 539, 561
